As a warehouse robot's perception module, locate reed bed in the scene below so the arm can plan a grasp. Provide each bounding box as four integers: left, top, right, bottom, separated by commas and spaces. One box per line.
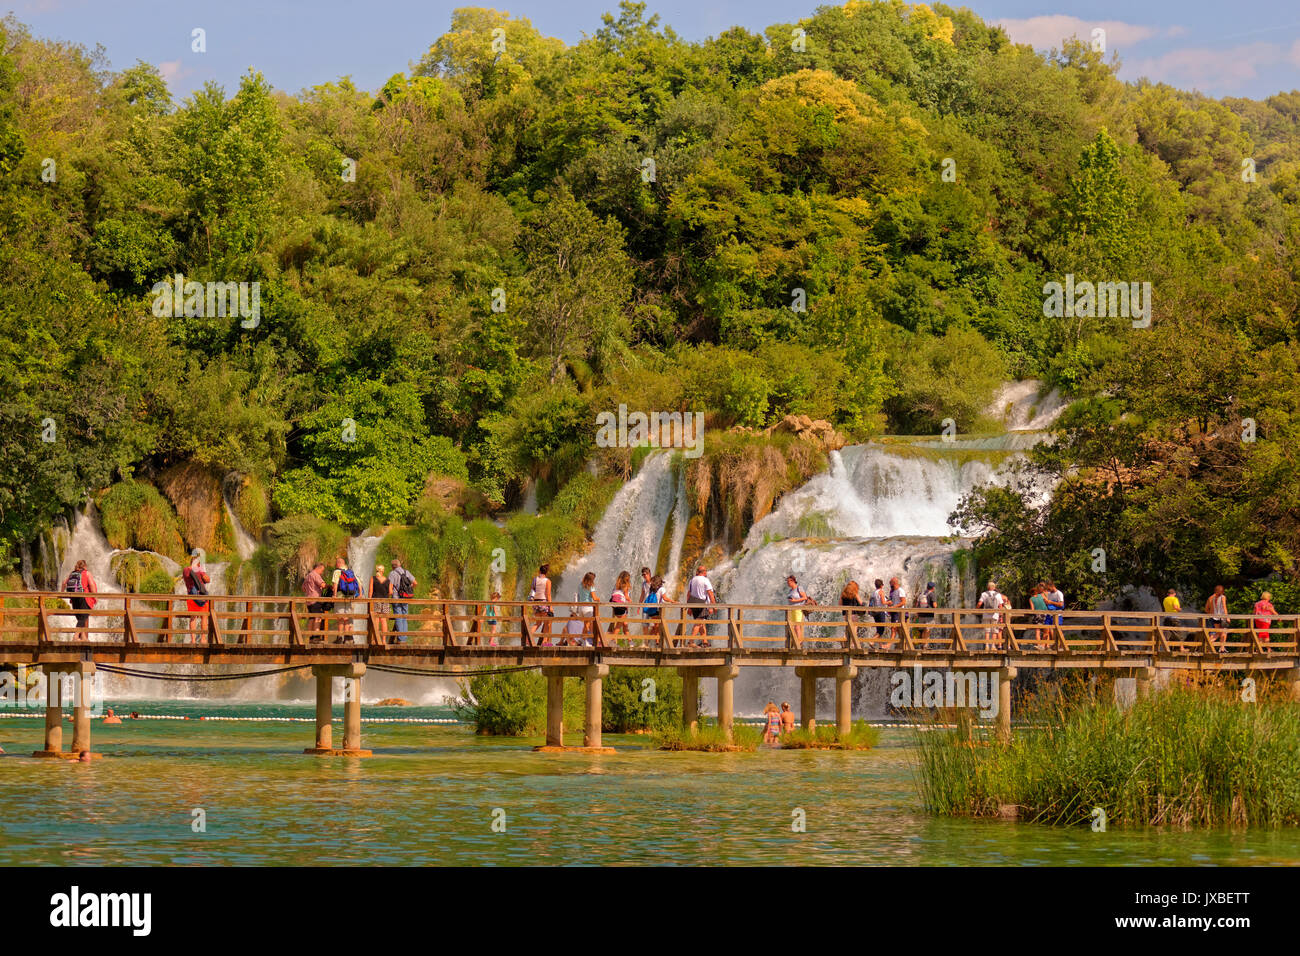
913, 682, 1300, 828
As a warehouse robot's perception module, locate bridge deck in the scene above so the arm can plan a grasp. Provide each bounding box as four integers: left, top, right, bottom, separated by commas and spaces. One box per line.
2, 591, 1296, 670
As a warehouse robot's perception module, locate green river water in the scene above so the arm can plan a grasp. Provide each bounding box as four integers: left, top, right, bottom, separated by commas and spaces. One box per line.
0, 702, 1296, 866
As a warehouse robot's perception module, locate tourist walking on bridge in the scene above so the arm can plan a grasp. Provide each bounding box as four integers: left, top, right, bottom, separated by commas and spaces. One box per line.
977, 581, 1003, 650
609, 570, 632, 644
63, 559, 98, 641
687, 565, 716, 645
331, 557, 362, 644
887, 576, 907, 645
915, 581, 938, 648
370, 565, 391, 639
530, 564, 554, 642
642, 574, 667, 638
868, 579, 888, 647
303, 562, 327, 642
1162, 588, 1181, 632
575, 571, 598, 642
1205, 585, 1229, 652
840, 581, 865, 628
182, 551, 210, 644
388, 559, 415, 641
787, 574, 811, 644
1254, 591, 1277, 643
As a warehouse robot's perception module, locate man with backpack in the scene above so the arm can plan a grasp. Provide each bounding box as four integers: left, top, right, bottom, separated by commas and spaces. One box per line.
64, 559, 98, 641
388, 558, 416, 642
331, 557, 362, 644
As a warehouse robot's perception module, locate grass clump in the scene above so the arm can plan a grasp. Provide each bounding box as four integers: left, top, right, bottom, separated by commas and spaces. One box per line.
780, 721, 880, 749
914, 681, 1300, 828
655, 720, 762, 751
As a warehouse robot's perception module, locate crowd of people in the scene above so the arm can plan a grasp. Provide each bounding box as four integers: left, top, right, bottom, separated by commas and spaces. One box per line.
52, 553, 1287, 651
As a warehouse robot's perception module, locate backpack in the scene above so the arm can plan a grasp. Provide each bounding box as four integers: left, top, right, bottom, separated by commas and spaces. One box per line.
645, 589, 660, 606
392, 569, 414, 600
337, 568, 360, 598
64, 569, 85, 593
183, 566, 208, 596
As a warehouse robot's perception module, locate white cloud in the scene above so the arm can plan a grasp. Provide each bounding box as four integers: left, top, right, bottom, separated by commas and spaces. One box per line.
997, 15, 1166, 49
158, 60, 188, 86
1130, 42, 1284, 93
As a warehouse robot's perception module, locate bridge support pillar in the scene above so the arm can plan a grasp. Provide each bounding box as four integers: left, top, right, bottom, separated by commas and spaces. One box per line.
306, 664, 369, 756
996, 667, 1016, 743
714, 665, 740, 741
546, 672, 564, 747
800, 670, 817, 731
1287, 667, 1300, 703
835, 665, 857, 736
679, 670, 699, 733
583, 664, 608, 748
1135, 667, 1156, 700
34, 662, 99, 759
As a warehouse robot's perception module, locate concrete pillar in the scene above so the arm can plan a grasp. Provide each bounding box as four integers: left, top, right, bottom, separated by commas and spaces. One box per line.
1135, 667, 1155, 700
1288, 667, 1300, 703
835, 665, 857, 736
313, 666, 333, 751
42, 670, 64, 755
583, 664, 608, 748
715, 665, 739, 741
307, 663, 367, 755
680, 670, 699, 733
546, 672, 564, 747
343, 675, 362, 752
996, 666, 1016, 743
34, 663, 96, 758
800, 670, 817, 731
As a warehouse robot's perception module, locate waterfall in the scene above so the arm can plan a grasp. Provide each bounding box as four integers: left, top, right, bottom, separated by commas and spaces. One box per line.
557, 452, 684, 603
223, 499, 258, 561
347, 534, 384, 589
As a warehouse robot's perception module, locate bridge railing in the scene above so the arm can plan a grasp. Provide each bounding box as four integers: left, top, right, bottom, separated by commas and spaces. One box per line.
0, 592, 1296, 657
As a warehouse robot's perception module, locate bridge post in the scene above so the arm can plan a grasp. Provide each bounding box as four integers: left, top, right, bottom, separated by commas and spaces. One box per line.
1135, 666, 1156, 700
996, 666, 1016, 742
835, 665, 857, 736
679, 670, 699, 733
1289, 666, 1300, 702
545, 671, 564, 747
70, 662, 96, 755
343, 667, 364, 752
306, 663, 369, 755
798, 668, 816, 731
714, 665, 739, 741
583, 664, 608, 748
312, 665, 333, 751
34, 663, 98, 758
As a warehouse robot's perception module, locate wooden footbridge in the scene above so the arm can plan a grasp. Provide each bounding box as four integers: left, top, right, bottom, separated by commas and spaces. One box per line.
2, 591, 1296, 757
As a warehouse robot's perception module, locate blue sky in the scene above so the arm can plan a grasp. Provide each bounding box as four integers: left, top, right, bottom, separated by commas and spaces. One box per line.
9, 0, 1300, 101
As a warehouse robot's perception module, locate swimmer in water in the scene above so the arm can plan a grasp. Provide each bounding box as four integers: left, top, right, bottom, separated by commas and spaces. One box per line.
762, 701, 782, 745
779, 701, 796, 735
103, 708, 121, 725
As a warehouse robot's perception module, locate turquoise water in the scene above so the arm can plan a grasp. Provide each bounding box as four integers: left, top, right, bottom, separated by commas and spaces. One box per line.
1, 701, 1297, 865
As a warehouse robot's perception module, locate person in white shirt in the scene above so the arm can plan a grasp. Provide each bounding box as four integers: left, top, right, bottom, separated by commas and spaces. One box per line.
977, 581, 1003, 650
687, 566, 716, 644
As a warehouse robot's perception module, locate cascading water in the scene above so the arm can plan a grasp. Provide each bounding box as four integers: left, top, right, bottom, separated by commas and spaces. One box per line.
699, 381, 1068, 716
557, 452, 686, 605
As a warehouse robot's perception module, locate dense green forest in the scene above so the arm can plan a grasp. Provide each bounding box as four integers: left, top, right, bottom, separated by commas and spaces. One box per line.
2, 2, 1298, 605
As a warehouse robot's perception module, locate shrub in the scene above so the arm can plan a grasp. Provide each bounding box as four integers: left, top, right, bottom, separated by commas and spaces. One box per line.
451, 669, 584, 736
602, 667, 683, 732
97, 480, 187, 562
